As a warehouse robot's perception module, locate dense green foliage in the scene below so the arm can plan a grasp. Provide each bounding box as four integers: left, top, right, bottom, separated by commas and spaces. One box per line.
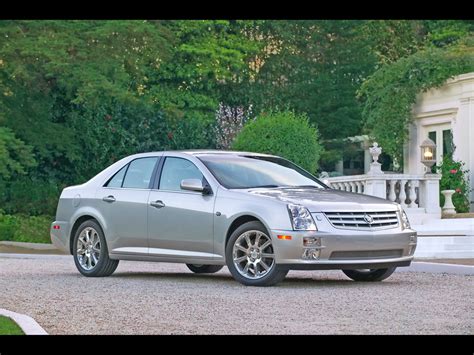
0, 20, 472, 221
232, 111, 322, 173
0, 128, 36, 179
0, 212, 52, 243
437, 155, 471, 213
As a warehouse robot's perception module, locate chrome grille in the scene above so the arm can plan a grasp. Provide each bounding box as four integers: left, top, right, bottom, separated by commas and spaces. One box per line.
324, 211, 399, 230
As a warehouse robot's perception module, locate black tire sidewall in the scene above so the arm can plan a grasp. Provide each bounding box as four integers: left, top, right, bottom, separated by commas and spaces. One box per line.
342, 267, 396, 282
225, 221, 288, 286
73, 219, 111, 277
186, 264, 224, 274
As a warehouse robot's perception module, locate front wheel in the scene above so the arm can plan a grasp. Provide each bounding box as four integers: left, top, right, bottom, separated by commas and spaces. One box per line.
342, 267, 396, 282
186, 264, 224, 274
226, 221, 288, 287
73, 219, 119, 277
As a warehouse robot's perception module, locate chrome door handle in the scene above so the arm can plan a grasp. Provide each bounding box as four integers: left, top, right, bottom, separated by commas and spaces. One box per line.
150, 200, 165, 208
102, 195, 116, 203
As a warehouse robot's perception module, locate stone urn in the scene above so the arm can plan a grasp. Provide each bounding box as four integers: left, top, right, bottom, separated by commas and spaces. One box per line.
441, 189, 456, 215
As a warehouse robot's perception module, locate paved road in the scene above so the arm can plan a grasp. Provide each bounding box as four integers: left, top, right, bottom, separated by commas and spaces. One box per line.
0, 254, 472, 334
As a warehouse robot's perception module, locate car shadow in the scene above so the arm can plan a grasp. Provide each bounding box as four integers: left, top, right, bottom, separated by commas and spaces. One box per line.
111, 271, 233, 283
93, 271, 401, 288
278, 277, 401, 288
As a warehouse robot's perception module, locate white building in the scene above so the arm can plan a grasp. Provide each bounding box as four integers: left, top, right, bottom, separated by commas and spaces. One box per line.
405, 72, 474, 212
324, 73, 474, 258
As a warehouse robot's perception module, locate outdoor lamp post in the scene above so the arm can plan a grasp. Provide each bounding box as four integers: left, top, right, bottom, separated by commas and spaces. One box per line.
420, 138, 436, 173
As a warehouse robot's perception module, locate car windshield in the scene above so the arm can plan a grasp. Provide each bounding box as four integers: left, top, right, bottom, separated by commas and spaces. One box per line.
198, 154, 326, 189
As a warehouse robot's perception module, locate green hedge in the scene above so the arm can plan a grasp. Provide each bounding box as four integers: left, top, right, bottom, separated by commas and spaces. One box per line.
0, 213, 52, 244
232, 110, 322, 173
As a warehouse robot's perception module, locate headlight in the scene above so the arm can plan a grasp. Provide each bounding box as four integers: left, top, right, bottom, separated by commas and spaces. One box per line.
400, 208, 411, 230
287, 204, 317, 231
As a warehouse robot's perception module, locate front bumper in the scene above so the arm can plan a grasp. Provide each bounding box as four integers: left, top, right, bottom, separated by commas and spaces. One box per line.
270, 227, 417, 269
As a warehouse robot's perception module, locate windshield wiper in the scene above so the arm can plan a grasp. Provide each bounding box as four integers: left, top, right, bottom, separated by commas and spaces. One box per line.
246, 184, 281, 189
283, 185, 321, 189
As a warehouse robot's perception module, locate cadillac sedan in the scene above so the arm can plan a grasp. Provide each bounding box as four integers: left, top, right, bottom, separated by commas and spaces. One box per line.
51, 150, 417, 286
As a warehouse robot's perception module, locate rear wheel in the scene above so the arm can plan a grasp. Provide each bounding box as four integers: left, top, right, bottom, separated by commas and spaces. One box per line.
73, 219, 119, 277
226, 221, 288, 287
342, 267, 396, 282
186, 264, 223, 274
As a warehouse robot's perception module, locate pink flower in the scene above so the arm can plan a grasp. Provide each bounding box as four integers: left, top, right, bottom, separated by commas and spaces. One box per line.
450, 169, 457, 174
455, 188, 461, 193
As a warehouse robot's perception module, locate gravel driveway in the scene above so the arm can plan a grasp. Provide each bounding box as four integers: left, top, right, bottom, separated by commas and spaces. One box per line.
0, 254, 472, 334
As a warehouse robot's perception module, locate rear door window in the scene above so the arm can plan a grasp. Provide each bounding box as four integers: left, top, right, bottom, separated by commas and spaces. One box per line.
121, 157, 158, 189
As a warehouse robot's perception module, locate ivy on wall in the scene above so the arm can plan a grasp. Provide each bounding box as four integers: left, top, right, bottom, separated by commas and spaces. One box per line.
359, 35, 474, 166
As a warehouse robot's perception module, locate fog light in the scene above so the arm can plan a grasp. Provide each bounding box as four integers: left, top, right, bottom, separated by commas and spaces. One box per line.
302, 248, 320, 260
303, 237, 321, 246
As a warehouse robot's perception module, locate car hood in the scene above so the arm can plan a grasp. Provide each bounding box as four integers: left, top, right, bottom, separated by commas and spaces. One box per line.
243, 187, 398, 212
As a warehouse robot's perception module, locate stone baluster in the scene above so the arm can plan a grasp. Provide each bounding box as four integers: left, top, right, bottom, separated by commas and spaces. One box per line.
355, 181, 362, 194
344, 182, 350, 192
399, 179, 407, 208
349, 182, 356, 192
388, 179, 397, 202
408, 180, 418, 208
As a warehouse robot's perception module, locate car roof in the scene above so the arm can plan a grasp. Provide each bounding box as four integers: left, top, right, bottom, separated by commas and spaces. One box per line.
183, 150, 278, 158
135, 150, 279, 158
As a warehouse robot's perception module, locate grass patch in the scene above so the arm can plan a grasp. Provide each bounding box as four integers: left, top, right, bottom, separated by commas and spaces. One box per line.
0, 316, 24, 335
0, 214, 52, 244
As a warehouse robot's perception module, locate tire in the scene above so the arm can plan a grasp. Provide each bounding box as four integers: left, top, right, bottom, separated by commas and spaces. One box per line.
342, 267, 396, 282
226, 221, 288, 287
73, 219, 119, 277
186, 264, 224, 274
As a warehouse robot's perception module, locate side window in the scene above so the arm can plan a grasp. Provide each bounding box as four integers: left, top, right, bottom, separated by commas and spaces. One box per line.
159, 157, 204, 191
122, 157, 158, 189
106, 165, 128, 188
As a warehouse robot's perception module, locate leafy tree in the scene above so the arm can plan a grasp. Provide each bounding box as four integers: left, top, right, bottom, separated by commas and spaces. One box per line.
0, 128, 36, 180
228, 21, 376, 140
232, 110, 322, 173
214, 103, 254, 149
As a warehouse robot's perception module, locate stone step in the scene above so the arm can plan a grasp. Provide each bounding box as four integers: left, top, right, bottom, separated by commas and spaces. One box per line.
414, 236, 474, 258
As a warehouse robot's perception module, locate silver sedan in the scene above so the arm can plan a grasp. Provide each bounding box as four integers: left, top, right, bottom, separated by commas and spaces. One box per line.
51, 150, 417, 286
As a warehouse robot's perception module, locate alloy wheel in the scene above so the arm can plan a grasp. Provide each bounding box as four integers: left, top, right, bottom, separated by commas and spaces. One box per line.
232, 230, 275, 280
76, 227, 101, 271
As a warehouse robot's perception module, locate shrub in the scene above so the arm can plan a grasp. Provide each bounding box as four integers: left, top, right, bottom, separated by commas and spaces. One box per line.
0, 178, 61, 216
0, 213, 52, 244
0, 213, 16, 241
437, 154, 470, 213
232, 110, 322, 173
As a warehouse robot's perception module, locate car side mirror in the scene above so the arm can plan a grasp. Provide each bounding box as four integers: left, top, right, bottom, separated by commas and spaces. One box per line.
180, 179, 211, 194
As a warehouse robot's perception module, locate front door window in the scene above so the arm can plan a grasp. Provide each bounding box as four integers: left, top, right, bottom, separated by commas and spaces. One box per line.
427, 125, 452, 166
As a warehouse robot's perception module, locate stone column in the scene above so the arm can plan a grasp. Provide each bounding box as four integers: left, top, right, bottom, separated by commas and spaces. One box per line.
419, 174, 441, 216
364, 142, 386, 199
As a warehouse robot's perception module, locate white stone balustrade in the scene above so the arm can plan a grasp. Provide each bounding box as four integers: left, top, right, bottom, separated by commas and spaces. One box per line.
322, 143, 441, 219
325, 174, 441, 216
